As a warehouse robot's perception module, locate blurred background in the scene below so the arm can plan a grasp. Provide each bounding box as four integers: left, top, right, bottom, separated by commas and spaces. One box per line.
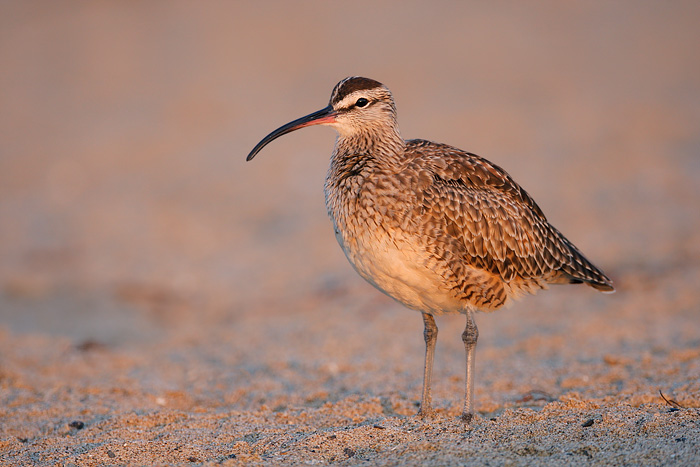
1, 1, 699, 359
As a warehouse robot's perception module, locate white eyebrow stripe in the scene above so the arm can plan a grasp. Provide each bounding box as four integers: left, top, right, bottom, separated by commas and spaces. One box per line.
336, 91, 370, 109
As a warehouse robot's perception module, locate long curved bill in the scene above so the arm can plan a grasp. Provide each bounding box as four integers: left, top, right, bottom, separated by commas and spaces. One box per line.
246, 105, 337, 161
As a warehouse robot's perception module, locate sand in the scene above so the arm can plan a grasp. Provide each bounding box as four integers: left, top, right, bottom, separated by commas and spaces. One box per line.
1, 2, 699, 465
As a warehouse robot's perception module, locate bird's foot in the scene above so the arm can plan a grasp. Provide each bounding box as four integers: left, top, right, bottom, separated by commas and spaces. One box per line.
417, 406, 435, 419
460, 412, 473, 425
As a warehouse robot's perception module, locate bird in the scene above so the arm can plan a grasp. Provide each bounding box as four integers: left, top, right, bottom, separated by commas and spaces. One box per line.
246, 77, 614, 424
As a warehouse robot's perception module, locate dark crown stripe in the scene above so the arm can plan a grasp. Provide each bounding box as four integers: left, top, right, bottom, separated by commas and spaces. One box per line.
331, 77, 384, 105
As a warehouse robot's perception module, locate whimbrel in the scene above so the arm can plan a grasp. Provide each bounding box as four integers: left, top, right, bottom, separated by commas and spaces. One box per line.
246, 77, 614, 423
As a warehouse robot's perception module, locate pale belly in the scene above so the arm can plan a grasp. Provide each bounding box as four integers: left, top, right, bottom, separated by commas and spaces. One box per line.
333, 225, 465, 316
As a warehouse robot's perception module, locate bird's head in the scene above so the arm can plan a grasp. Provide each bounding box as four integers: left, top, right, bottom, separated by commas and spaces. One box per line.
247, 77, 398, 161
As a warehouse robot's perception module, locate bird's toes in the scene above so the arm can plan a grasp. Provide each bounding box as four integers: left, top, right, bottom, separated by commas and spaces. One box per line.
460, 412, 474, 425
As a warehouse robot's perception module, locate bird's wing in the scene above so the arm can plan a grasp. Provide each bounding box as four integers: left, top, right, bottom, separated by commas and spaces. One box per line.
406, 139, 613, 291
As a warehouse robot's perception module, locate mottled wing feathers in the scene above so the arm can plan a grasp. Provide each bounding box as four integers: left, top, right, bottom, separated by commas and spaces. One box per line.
407, 139, 614, 297
408, 139, 546, 219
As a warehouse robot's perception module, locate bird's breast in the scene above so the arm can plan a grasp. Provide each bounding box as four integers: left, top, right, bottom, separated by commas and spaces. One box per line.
324, 168, 465, 315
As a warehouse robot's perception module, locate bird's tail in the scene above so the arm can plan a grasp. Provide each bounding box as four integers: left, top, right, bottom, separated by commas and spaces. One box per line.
553, 228, 615, 293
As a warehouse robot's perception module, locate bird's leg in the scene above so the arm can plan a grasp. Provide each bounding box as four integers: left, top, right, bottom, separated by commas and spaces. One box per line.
461, 309, 479, 424
419, 312, 438, 418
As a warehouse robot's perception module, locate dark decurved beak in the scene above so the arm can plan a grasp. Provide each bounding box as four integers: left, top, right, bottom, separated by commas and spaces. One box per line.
246, 105, 337, 161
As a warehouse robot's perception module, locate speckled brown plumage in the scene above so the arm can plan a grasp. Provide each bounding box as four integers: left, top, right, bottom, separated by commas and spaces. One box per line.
247, 76, 614, 424
326, 137, 613, 312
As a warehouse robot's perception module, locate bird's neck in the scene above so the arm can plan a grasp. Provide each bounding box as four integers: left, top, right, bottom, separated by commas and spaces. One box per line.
332, 125, 407, 170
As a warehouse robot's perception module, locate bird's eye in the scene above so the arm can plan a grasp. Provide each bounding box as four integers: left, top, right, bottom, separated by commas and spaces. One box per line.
355, 98, 369, 108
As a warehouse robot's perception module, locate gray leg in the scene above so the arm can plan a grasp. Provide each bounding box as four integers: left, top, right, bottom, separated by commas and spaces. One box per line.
461, 309, 479, 424
418, 312, 438, 418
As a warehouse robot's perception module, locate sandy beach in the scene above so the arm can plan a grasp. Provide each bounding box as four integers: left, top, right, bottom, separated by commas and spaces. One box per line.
1, 2, 699, 465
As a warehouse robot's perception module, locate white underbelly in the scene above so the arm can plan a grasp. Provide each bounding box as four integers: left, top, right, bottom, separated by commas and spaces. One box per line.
334, 226, 464, 315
